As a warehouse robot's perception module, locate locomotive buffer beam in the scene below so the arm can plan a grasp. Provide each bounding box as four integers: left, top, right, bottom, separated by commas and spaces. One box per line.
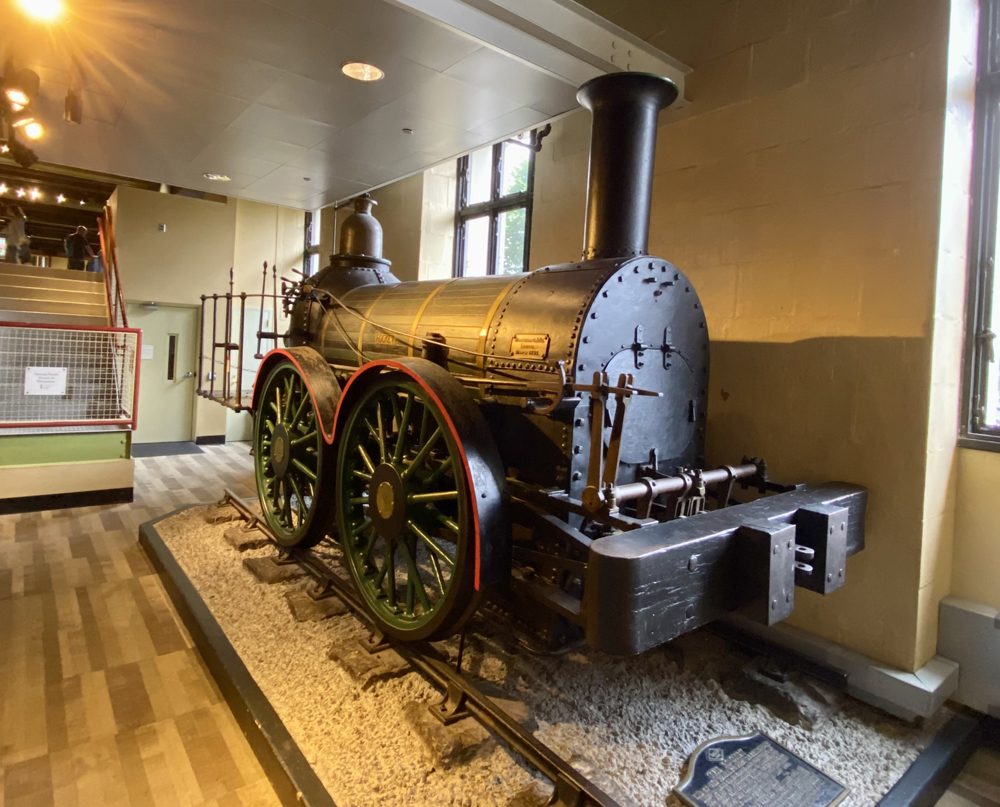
585, 482, 868, 655
215, 490, 626, 807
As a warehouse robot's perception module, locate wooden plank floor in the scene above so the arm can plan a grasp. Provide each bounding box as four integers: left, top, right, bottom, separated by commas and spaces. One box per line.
2, 441, 998, 807
0, 443, 281, 807
935, 743, 1000, 807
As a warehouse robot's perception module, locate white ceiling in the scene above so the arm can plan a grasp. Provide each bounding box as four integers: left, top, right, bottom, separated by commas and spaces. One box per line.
5, 0, 592, 209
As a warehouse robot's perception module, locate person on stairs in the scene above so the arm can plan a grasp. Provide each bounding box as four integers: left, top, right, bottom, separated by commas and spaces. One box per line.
3, 205, 30, 264
65, 225, 95, 271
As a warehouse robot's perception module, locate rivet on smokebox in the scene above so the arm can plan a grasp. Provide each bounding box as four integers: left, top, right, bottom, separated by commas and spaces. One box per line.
688, 554, 698, 571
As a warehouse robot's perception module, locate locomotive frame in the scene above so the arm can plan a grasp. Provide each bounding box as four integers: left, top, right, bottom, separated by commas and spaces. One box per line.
199, 72, 868, 655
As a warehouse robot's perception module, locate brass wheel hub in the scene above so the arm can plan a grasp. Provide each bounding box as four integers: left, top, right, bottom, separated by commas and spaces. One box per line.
271, 424, 291, 479
369, 463, 406, 540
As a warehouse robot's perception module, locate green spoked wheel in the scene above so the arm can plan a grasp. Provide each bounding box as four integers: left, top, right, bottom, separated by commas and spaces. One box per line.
254, 360, 335, 548
336, 372, 480, 641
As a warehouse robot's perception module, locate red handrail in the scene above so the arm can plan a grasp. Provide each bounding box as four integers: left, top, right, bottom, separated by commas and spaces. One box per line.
98, 205, 129, 328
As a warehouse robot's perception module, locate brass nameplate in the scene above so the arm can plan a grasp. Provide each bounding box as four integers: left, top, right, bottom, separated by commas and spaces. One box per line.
510, 333, 550, 360
374, 332, 396, 346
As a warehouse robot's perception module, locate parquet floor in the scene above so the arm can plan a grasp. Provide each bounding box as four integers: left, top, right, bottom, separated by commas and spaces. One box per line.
0, 443, 280, 807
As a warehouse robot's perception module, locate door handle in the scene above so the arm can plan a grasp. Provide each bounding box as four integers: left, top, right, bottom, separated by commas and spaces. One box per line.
182, 371, 195, 379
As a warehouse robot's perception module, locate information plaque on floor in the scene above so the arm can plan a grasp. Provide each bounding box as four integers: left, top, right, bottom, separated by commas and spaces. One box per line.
674, 732, 848, 807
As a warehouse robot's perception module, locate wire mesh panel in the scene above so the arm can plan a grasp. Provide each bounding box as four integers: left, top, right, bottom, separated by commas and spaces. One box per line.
0, 323, 140, 428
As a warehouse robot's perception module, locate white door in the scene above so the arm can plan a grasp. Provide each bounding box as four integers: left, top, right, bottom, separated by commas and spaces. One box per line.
128, 303, 198, 443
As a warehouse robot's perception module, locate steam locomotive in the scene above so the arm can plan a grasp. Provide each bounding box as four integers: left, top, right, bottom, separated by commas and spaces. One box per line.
247, 72, 867, 653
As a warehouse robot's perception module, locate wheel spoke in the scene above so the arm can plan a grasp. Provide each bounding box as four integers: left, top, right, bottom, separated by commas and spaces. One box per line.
394, 393, 413, 464
408, 490, 458, 503
351, 518, 372, 539
290, 430, 317, 447
424, 456, 454, 486
292, 458, 316, 481
376, 403, 387, 463
385, 548, 396, 607
357, 444, 375, 474
398, 541, 431, 610
401, 426, 442, 480
349, 495, 369, 505
418, 403, 430, 446
428, 552, 445, 593
363, 526, 379, 563
432, 508, 460, 534
289, 391, 309, 430
288, 475, 306, 521
407, 520, 455, 568
352, 469, 372, 481
283, 376, 294, 422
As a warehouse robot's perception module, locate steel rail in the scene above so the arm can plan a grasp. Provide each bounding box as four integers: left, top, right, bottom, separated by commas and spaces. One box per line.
216, 490, 623, 807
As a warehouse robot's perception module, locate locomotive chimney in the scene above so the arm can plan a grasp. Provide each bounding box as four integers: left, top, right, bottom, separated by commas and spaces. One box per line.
577, 72, 679, 260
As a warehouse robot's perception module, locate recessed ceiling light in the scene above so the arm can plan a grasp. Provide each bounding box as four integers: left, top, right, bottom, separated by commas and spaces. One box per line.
402, 128, 413, 135
57, 194, 65, 203
79, 199, 85, 205
0, 144, 9, 154
203, 172, 231, 181
342, 62, 384, 82
16, 188, 26, 198
0, 184, 7, 194
29, 188, 41, 200
16, 0, 63, 21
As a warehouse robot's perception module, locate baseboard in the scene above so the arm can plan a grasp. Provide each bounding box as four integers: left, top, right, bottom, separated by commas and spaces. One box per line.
0, 486, 133, 515
723, 615, 959, 720
937, 596, 1000, 718
196, 434, 226, 445
0, 458, 134, 501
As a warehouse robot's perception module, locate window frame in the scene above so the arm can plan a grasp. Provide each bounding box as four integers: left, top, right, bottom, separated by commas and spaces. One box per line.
453, 135, 536, 278
962, 0, 1000, 450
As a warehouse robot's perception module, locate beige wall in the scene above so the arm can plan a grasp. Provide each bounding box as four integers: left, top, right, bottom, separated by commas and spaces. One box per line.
536, 0, 963, 672
952, 448, 1000, 610
321, 165, 456, 281
112, 187, 304, 439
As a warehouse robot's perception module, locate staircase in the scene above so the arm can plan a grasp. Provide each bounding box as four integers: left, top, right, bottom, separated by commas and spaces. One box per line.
0, 262, 110, 326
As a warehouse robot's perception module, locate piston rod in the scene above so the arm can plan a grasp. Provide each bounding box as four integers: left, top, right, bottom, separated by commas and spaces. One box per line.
615, 461, 762, 503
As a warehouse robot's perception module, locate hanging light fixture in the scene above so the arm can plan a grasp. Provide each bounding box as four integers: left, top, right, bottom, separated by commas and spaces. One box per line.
4, 69, 40, 108
22, 121, 43, 140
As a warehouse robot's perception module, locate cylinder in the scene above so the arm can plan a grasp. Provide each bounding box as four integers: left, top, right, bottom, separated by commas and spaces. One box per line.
339, 194, 383, 258
576, 72, 679, 261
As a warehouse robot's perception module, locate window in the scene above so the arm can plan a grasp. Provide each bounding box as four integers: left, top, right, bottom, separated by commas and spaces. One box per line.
304, 210, 320, 276
963, 2, 1000, 448
454, 132, 535, 277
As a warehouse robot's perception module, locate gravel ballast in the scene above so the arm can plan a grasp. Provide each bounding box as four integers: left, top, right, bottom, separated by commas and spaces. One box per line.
154, 505, 948, 807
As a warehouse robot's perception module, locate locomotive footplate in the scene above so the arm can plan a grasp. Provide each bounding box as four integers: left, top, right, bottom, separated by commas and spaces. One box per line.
585, 483, 867, 655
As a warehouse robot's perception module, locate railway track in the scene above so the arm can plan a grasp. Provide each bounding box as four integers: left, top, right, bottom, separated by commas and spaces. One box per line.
217, 489, 623, 807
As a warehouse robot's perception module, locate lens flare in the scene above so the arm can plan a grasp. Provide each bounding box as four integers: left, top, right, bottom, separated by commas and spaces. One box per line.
16, 0, 63, 21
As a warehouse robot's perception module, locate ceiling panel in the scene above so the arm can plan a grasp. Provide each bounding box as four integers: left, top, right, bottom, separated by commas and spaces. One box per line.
4, 0, 587, 209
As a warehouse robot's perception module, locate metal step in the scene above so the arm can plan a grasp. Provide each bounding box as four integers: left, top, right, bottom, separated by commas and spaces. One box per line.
0, 310, 110, 326
0, 297, 108, 317
0, 283, 107, 304
0, 261, 104, 284
0, 273, 109, 295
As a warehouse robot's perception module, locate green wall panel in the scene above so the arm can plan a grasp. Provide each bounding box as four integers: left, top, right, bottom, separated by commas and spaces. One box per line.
0, 431, 130, 467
